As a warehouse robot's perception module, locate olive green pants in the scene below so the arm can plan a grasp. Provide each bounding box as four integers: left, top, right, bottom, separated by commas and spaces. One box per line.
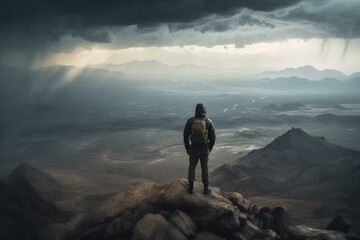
188, 146, 209, 186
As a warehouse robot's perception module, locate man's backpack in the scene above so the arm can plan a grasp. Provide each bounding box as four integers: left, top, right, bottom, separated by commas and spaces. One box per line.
190, 117, 208, 144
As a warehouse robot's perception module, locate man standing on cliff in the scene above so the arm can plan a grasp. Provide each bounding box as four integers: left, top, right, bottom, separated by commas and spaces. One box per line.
183, 103, 216, 194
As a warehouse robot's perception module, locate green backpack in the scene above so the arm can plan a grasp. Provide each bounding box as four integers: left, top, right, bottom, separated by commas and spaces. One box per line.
191, 117, 208, 144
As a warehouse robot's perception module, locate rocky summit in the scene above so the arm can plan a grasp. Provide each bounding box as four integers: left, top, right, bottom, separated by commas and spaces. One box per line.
54, 179, 355, 240
69, 179, 251, 240
1, 162, 360, 240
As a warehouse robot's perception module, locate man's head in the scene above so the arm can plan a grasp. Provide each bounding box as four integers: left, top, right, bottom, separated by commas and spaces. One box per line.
195, 103, 206, 117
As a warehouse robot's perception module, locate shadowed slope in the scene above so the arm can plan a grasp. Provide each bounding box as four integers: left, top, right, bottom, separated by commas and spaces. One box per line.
213, 128, 360, 198
0, 163, 70, 240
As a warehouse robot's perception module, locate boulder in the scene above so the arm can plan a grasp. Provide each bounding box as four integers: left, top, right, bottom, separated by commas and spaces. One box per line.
169, 209, 197, 238
283, 225, 348, 240
220, 191, 252, 213
271, 207, 289, 235
238, 220, 262, 240
131, 214, 187, 240
230, 232, 247, 240
258, 207, 272, 228
239, 213, 248, 225
195, 231, 227, 240
247, 214, 257, 225
261, 213, 273, 230
71, 180, 159, 239
153, 179, 242, 230
327, 216, 352, 233
159, 210, 172, 219
250, 205, 259, 218
107, 210, 138, 238
260, 229, 277, 239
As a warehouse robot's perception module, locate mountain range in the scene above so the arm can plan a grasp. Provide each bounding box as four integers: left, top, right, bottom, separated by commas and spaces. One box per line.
258, 76, 360, 92
255, 65, 349, 81
89, 60, 244, 79
90, 61, 360, 82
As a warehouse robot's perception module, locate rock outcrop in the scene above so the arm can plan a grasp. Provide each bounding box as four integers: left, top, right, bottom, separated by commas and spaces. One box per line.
2, 163, 359, 240
71, 179, 248, 240
67, 179, 359, 240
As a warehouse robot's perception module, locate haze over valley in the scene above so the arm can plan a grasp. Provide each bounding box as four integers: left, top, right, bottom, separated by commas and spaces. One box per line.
1, 63, 360, 184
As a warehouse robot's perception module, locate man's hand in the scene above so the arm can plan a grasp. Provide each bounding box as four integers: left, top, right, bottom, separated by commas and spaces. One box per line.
186, 149, 190, 155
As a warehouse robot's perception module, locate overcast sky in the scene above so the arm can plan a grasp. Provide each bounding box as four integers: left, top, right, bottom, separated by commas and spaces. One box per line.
1, 0, 359, 74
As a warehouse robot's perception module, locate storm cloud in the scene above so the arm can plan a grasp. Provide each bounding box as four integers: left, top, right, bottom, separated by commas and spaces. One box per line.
0, 0, 300, 29
0, 0, 359, 67
1, 0, 359, 44
277, 0, 360, 38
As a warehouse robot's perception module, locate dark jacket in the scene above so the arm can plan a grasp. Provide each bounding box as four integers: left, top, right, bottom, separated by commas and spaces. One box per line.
183, 104, 216, 152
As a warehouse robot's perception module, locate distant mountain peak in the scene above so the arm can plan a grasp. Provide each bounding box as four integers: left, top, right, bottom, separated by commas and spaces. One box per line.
8, 162, 42, 181
256, 65, 346, 81
292, 65, 316, 70
8, 162, 53, 182
262, 127, 314, 151
213, 128, 360, 200
244, 127, 359, 167
285, 127, 307, 135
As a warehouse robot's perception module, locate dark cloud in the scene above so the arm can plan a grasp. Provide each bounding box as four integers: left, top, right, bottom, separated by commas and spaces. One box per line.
0, 0, 359, 68
1, 0, 300, 26
0, 0, 301, 42
274, 0, 360, 38
198, 13, 275, 33
71, 29, 111, 43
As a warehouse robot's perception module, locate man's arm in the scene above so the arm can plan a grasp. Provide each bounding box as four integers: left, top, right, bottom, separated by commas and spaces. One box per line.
183, 118, 193, 153
207, 119, 216, 152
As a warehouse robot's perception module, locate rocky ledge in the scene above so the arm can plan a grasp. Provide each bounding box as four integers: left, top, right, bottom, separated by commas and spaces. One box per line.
61, 179, 359, 240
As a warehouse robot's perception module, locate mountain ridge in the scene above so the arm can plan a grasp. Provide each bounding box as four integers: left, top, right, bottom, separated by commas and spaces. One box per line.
258, 76, 360, 92
256, 65, 347, 81
213, 128, 360, 196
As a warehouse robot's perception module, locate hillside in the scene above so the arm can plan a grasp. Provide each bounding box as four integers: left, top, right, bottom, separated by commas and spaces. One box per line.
6, 163, 62, 201
0, 163, 69, 240
213, 128, 360, 196
213, 128, 360, 232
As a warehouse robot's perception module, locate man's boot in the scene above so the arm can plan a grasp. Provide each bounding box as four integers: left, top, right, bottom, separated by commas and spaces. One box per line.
187, 183, 194, 194
204, 185, 212, 194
